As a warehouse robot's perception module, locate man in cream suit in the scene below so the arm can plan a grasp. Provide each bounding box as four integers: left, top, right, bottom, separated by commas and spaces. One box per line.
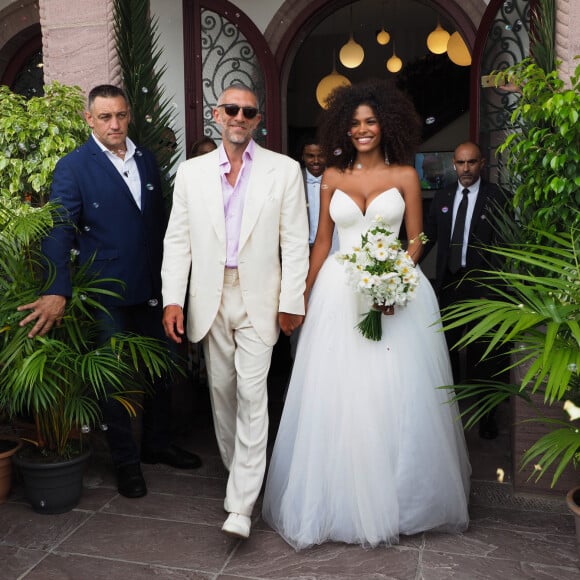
162, 84, 309, 539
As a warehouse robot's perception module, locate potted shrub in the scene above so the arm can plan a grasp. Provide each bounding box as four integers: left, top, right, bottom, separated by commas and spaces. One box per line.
0, 82, 90, 206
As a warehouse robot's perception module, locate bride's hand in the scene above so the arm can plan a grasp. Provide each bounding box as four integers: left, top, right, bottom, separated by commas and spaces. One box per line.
376, 304, 395, 316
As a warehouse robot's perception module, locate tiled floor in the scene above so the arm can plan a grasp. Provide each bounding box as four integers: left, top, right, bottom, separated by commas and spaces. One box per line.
1, 358, 579, 580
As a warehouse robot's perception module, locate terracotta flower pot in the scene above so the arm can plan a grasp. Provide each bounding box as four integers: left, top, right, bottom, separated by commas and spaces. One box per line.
0, 437, 23, 504
566, 485, 580, 560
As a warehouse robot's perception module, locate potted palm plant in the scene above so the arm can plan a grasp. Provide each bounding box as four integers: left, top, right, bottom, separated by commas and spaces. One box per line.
0, 191, 178, 515
0, 83, 177, 513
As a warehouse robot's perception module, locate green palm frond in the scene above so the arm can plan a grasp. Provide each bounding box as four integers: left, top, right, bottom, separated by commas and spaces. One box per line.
446, 381, 527, 429
441, 225, 580, 404
521, 420, 580, 487
530, 0, 556, 73
113, 0, 179, 208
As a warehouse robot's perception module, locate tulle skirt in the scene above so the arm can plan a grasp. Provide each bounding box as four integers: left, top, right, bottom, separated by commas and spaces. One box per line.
262, 256, 471, 550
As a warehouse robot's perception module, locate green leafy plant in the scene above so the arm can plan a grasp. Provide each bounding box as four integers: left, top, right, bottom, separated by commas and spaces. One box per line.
0, 197, 177, 459
0, 83, 89, 206
442, 224, 580, 486
493, 58, 580, 244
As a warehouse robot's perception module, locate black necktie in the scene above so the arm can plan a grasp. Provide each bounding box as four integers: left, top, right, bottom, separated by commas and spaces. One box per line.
448, 188, 469, 274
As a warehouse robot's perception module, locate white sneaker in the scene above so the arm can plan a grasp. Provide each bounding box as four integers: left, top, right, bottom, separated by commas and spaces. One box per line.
221, 513, 251, 539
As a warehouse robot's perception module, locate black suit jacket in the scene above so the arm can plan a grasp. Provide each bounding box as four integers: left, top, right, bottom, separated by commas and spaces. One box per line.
422, 180, 504, 294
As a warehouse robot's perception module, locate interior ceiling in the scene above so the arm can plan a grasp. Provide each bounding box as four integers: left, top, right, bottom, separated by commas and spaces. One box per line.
287, 0, 469, 142
311, 0, 450, 40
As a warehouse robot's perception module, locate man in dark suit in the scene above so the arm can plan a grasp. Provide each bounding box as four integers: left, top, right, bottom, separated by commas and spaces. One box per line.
422, 141, 505, 439
18, 84, 200, 497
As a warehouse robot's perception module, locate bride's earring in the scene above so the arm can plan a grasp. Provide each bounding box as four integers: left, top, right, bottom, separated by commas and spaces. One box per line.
347, 131, 352, 137
384, 149, 390, 166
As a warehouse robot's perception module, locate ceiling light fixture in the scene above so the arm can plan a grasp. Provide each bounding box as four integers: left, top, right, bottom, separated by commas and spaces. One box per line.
426, 20, 450, 54
447, 31, 472, 66
376, 1, 390, 45
339, 6, 365, 69
386, 42, 402, 73
316, 55, 351, 109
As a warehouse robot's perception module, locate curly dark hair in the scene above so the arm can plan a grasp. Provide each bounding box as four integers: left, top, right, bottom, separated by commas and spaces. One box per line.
317, 79, 421, 170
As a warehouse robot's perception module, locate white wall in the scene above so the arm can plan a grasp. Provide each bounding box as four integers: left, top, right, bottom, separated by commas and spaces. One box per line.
233, 0, 282, 33
151, 0, 186, 162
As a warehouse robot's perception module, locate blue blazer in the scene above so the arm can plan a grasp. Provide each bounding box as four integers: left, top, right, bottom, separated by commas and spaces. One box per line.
422, 180, 504, 293
42, 137, 166, 306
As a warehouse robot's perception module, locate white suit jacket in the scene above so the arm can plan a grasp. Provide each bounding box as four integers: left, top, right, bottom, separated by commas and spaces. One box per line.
162, 143, 310, 346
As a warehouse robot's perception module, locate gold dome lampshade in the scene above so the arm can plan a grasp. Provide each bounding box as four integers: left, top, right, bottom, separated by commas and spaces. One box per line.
426, 21, 450, 55
447, 31, 472, 66
376, 27, 391, 46
339, 34, 365, 69
316, 68, 351, 109
386, 48, 402, 74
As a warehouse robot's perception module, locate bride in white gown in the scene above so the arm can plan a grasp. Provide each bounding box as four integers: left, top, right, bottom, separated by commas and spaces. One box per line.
262, 80, 470, 550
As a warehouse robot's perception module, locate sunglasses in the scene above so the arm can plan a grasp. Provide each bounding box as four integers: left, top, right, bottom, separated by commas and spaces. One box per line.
217, 104, 259, 119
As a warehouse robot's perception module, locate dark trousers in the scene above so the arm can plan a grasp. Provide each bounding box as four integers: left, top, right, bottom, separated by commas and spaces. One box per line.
94, 302, 171, 467
438, 269, 507, 385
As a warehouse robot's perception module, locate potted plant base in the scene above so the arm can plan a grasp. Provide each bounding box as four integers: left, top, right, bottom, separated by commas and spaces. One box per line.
0, 437, 23, 504
13, 444, 91, 514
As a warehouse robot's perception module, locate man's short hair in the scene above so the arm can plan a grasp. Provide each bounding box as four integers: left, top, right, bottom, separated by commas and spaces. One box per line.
88, 85, 129, 110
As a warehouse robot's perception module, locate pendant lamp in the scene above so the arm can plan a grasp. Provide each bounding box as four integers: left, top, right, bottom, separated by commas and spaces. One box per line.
447, 31, 472, 66
426, 21, 450, 54
339, 6, 364, 69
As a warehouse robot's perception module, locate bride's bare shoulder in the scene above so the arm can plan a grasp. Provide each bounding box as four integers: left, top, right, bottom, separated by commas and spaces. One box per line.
322, 167, 344, 191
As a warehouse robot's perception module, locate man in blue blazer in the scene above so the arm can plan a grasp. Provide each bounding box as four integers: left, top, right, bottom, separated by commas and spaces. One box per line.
18, 85, 200, 497
422, 141, 506, 439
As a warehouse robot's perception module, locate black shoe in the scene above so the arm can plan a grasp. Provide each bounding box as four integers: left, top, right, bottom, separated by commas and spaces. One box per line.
479, 415, 499, 440
116, 463, 147, 498
141, 444, 202, 469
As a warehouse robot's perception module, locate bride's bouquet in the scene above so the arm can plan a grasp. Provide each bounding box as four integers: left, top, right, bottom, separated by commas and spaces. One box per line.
337, 216, 424, 341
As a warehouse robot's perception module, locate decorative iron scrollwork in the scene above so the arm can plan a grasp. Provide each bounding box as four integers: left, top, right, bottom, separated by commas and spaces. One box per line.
200, 9, 266, 145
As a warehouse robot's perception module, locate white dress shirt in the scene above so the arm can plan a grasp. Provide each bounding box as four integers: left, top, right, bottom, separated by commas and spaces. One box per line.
451, 178, 481, 268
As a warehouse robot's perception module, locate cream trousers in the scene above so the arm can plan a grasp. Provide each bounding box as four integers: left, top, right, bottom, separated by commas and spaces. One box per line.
203, 268, 272, 516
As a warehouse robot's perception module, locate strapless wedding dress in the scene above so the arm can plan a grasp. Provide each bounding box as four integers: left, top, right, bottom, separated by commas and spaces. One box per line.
262, 188, 471, 550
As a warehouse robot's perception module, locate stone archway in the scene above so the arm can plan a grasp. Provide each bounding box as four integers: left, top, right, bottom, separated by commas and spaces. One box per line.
0, 0, 41, 86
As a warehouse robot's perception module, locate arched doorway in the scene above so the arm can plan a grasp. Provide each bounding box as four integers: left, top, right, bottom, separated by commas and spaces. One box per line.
182, 0, 279, 154
0, 0, 44, 97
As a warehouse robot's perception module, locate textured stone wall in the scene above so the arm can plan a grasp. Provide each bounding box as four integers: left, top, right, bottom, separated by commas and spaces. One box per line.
39, 0, 120, 93
555, 0, 580, 82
